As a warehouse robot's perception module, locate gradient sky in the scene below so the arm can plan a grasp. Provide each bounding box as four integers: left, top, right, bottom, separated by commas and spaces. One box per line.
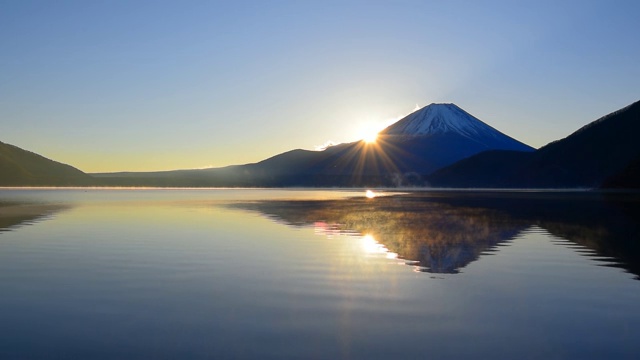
1, 0, 639, 173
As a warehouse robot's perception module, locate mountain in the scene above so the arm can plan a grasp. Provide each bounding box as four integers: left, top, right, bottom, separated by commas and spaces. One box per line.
0, 141, 94, 186
601, 155, 640, 189
429, 100, 640, 188
381, 103, 532, 152
94, 103, 534, 187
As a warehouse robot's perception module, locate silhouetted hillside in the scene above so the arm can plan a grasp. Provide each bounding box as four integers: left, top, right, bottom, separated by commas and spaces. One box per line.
429, 100, 640, 188
0, 141, 94, 186
601, 155, 640, 189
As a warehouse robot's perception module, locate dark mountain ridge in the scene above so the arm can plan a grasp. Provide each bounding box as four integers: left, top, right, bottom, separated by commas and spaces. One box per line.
428, 100, 640, 188
0, 141, 94, 186
5, 100, 637, 189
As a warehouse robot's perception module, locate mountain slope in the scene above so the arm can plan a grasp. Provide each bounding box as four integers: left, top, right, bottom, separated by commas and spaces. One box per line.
381, 103, 533, 152
94, 103, 534, 187
259, 103, 533, 184
429, 100, 640, 188
601, 155, 640, 189
0, 141, 94, 186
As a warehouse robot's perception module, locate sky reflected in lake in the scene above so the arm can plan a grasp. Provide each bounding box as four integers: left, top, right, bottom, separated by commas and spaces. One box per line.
0, 189, 639, 359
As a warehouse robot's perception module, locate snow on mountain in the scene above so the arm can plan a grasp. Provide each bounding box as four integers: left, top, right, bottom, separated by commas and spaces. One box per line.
381, 103, 533, 151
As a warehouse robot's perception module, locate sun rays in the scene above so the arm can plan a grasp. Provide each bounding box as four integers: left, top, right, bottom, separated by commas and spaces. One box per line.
362, 131, 378, 144
357, 123, 382, 144
324, 134, 409, 186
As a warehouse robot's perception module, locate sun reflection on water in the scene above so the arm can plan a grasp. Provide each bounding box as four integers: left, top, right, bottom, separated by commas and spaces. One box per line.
361, 234, 397, 260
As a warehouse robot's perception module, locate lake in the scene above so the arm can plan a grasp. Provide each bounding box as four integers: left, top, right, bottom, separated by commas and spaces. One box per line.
0, 188, 639, 359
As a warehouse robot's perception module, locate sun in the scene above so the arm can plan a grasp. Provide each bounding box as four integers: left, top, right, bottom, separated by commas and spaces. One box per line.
362, 131, 378, 144
355, 121, 382, 144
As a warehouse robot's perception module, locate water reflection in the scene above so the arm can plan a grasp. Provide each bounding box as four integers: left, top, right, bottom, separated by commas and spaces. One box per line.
0, 201, 69, 233
231, 191, 640, 278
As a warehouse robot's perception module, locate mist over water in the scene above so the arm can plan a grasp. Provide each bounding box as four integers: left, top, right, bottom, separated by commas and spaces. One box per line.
0, 189, 638, 359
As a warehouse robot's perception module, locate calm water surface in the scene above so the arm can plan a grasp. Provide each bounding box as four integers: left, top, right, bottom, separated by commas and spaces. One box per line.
0, 189, 639, 359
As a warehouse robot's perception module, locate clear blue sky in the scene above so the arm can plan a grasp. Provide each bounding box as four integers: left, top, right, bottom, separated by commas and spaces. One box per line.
1, 0, 639, 172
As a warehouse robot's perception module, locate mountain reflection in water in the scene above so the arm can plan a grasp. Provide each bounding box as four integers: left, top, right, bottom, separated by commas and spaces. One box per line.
0, 202, 69, 233
231, 191, 640, 278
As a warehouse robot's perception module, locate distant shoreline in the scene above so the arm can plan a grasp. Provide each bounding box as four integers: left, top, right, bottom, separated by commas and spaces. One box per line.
1, 186, 639, 194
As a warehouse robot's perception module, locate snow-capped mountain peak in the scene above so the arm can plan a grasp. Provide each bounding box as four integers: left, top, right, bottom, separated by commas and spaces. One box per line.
381, 103, 497, 138
379, 103, 534, 152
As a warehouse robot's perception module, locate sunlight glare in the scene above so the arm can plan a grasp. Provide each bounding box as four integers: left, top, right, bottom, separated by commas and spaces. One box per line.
361, 234, 384, 254
363, 131, 378, 143
365, 190, 376, 198
386, 252, 399, 259
356, 123, 380, 144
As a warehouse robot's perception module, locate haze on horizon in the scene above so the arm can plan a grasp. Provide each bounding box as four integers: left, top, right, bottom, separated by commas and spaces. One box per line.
1, 0, 639, 173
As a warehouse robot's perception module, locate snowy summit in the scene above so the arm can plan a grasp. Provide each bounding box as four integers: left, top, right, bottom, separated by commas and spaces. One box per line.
380, 103, 533, 152
383, 103, 497, 138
